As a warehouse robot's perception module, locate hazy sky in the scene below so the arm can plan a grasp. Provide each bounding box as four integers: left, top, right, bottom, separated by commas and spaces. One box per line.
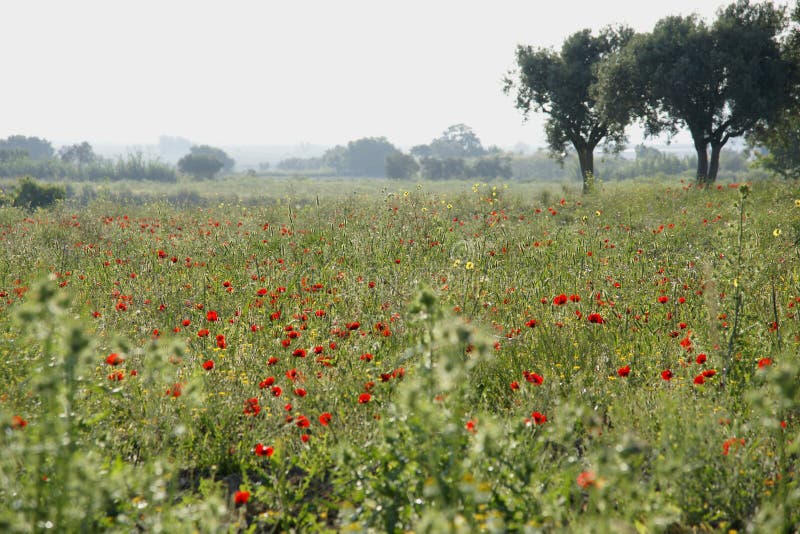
1, 0, 787, 149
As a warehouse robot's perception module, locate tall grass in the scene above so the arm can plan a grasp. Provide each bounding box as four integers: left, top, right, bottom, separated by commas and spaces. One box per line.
0, 177, 798, 531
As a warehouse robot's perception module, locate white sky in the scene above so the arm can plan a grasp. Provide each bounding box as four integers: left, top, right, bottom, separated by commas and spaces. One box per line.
0, 0, 786, 149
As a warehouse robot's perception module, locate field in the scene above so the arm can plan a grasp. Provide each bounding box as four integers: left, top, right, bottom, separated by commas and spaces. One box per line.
1, 177, 799, 532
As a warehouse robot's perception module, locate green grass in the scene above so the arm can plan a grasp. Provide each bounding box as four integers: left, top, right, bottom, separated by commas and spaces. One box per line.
1, 176, 799, 532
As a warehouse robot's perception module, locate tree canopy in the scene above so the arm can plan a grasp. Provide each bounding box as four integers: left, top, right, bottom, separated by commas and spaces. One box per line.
0, 135, 54, 161
505, 26, 634, 192
189, 145, 235, 173
178, 153, 224, 180
415, 124, 487, 160
747, 1, 800, 179
58, 142, 96, 166
597, 0, 790, 183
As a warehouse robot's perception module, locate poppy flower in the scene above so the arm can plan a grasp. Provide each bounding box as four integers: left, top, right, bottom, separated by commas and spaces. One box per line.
757, 358, 772, 369
358, 393, 371, 404
292, 348, 307, 358
695, 353, 707, 365
661, 369, 673, 381
617, 365, 631, 377
254, 443, 274, 457
587, 313, 604, 324
722, 437, 745, 456
576, 470, 596, 489
552, 294, 567, 306
523, 371, 544, 385
525, 319, 538, 328
234, 490, 250, 506
510, 381, 520, 391
202, 360, 214, 370
197, 329, 210, 337
206, 310, 218, 322
702, 369, 716, 378
531, 411, 547, 424
106, 353, 124, 366
693, 374, 705, 385
465, 420, 477, 433
259, 376, 275, 389
319, 412, 332, 426
360, 353, 373, 362
216, 335, 227, 349
11, 415, 27, 430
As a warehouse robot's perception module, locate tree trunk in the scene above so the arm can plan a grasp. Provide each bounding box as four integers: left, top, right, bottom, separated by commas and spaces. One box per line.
577, 146, 594, 193
708, 143, 723, 183
694, 139, 709, 184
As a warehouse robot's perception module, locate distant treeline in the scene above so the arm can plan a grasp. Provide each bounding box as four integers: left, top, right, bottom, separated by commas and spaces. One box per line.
0, 135, 251, 183
0, 136, 178, 182
275, 125, 753, 182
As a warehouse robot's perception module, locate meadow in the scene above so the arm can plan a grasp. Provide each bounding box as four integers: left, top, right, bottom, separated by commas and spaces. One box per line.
1, 176, 799, 532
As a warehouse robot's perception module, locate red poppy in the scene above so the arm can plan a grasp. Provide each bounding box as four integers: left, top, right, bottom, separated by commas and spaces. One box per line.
166, 383, 183, 397
757, 358, 772, 369
531, 411, 547, 424
722, 437, 745, 456
658, 296, 669, 304
702, 369, 716, 378
347, 321, 361, 330
523, 371, 544, 385
206, 310, 218, 322
617, 365, 631, 377
509, 381, 520, 391
106, 353, 124, 366
243, 397, 261, 416
294, 388, 307, 397
587, 313, 604, 324
358, 393, 371, 404
465, 420, 477, 433
254, 443, 274, 457
576, 470, 596, 489
271, 386, 282, 397
234, 490, 250, 506
360, 353, 373, 362
661, 369, 674, 381
693, 374, 705, 385
319, 412, 333, 426
259, 376, 275, 389
292, 348, 307, 358
695, 353, 707, 365
525, 319, 538, 328
569, 294, 581, 303
11, 415, 27, 430
197, 328, 210, 337
202, 360, 214, 370
552, 294, 568, 306
216, 334, 227, 349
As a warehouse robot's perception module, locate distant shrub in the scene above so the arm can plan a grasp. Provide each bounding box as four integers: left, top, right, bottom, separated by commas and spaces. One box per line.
12, 177, 66, 210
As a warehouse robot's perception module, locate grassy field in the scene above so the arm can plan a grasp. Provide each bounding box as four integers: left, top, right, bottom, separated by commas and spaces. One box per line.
1, 177, 799, 532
